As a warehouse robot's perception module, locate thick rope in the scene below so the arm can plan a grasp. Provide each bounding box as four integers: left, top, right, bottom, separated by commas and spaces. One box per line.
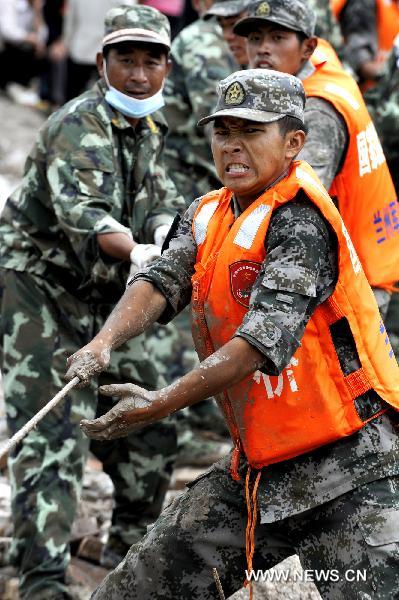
244, 466, 262, 600
0, 377, 80, 460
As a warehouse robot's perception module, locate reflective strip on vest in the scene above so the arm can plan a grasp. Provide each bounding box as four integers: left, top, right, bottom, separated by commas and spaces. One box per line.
324, 83, 360, 110
233, 204, 271, 249
295, 166, 332, 203
193, 200, 219, 245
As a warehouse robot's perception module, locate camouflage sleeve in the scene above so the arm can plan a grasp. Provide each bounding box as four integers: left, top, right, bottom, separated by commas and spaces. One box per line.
143, 148, 186, 240
171, 22, 237, 129
297, 97, 348, 189
46, 111, 131, 242
235, 194, 337, 375
131, 198, 200, 319
339, 0, 377, 70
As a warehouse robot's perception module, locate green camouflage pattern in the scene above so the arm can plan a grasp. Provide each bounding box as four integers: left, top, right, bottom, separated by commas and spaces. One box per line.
198, 68, 306, 125
0, 269, 177, 600
163, 18, 237, 206
103, 4, 171, 49
92, 461, 399, 599
0, 79, 183, 304
234, 0, 316, 38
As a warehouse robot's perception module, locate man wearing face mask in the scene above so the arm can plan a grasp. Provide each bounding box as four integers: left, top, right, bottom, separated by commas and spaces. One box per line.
0, 5, 184, 600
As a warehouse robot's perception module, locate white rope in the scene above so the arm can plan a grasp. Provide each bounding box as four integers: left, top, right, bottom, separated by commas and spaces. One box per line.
0, 376, 80, 461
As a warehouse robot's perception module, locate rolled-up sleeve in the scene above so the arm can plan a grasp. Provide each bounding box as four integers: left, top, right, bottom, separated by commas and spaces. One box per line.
235, 196, 337, 375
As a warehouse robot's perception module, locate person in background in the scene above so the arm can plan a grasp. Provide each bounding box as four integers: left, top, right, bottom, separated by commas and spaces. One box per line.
332, 0, 399, 89
204, 0, 249, 68
365, 33, 399, 360
49, 0, 137, 102
235, 0, 399, 318
0, 6, 184, 599
0, 0, 47, 105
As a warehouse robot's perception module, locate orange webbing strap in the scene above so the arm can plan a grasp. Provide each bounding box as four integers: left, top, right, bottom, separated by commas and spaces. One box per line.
229, 445, 241, 481
244, 466, 262, 600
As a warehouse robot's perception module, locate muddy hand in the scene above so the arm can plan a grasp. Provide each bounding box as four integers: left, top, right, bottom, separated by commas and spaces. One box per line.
65, 344, 111, 386
80, 383, 156, 440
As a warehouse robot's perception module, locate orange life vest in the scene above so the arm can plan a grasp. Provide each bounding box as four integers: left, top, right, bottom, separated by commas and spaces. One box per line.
331, 0, 399, 67
303, 46, 399, 290
191, 161, 399, 470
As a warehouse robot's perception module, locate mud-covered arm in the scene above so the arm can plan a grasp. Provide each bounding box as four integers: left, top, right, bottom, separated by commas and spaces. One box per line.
79, 337, 264, 440
235, 194, 338, 375
65, 200, 200, 383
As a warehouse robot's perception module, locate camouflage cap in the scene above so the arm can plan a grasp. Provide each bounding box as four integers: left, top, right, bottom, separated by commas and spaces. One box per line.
233, 0, 316, 38
198, 68, 305, 125
203, 0, 249, 20
103, 4, 171, 50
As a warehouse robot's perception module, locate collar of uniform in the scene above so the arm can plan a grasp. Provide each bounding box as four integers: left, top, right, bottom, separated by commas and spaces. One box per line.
296, 59, 316, 81
97, 78, 168, 134
230, 168, 290, 217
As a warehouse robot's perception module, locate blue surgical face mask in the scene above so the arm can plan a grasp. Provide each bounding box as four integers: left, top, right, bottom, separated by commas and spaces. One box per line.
103, 60, 165, 119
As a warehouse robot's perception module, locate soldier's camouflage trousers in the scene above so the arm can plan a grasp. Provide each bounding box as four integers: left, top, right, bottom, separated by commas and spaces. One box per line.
0, 269, 177, 600
93, 456, 399, 600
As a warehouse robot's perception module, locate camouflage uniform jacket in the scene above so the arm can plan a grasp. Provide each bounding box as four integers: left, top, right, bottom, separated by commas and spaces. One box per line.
134, 191, 399, 522
0, 80, 184, 303
163, 18, 237, 201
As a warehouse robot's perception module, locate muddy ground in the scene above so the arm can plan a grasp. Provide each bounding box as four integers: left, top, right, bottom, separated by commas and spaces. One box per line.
0, 93, 321, 600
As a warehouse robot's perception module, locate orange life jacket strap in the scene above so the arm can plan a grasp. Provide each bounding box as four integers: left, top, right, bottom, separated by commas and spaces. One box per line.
244, 466, 262, 600
344, 368, 372, 398
229, 445, 242, 481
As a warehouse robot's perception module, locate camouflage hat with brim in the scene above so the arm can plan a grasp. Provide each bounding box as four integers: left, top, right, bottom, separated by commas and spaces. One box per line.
203, 0, 249, 20
198, 68, 305, 126
103, 5, 171, 50
233, 0, 316, 38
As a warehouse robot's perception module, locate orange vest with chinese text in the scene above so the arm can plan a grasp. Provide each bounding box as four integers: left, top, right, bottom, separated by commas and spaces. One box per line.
303, 46, 399, 290
191, 161, 399, 469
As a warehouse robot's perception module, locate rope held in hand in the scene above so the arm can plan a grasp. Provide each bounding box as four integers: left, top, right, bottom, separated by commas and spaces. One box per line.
0, 376, 80, 461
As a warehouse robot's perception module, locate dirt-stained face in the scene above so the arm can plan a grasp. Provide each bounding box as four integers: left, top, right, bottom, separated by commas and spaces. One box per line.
211, 116, 304, 209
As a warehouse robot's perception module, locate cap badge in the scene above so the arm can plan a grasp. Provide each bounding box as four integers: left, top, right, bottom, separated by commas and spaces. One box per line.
256, 2, 271, 16
225, 81, 246, 105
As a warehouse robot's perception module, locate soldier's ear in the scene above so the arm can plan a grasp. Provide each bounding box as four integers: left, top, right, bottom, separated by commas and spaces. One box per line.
285, 129, 306, 159
96, 52, 104, 77
301, 37, 318, 61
